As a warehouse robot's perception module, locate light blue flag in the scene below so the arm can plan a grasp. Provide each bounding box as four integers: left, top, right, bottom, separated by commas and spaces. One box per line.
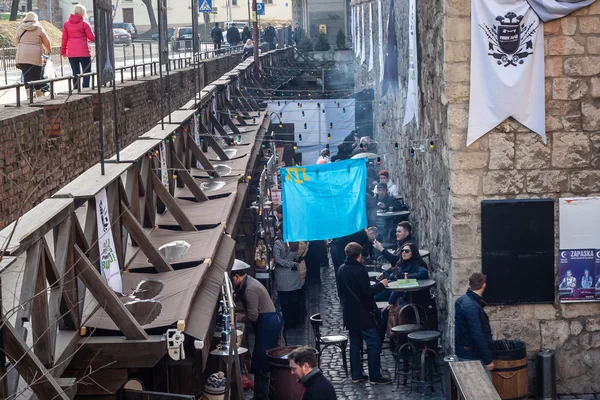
281, 159, 367, 242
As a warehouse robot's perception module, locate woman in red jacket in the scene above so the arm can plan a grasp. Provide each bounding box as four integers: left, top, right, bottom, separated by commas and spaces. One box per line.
61, 4, 95, 88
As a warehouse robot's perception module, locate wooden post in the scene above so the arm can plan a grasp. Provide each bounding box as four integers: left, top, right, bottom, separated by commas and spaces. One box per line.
150, 173, 197, 231
171, 155, 209, 202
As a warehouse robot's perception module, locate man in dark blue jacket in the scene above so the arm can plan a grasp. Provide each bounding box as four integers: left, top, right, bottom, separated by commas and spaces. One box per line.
289, 346, 337, 400
455, 272, 495, 371
338, 242, 392, 384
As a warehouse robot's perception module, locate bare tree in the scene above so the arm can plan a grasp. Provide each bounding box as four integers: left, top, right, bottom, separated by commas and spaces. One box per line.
141, 0, 158, 31
9, 0, 19, 21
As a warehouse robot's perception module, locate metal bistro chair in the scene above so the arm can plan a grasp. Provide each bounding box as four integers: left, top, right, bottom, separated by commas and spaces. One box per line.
310, 313, 348, 375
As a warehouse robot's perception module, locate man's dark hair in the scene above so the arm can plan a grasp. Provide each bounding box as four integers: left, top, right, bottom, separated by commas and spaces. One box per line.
233, 270, 247, 277
376, 183, 388, 190
469, 272, 487, 291
215, 22, 219, 27
397, 221, 412, 234
344, 242, 362, 259
289, 346, 317, 368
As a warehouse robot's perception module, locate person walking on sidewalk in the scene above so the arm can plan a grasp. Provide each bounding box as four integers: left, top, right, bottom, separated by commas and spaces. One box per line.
211, 22, 224, 51
61, 4, 95, 89
337, 242, 392, 384
455, 272, 495, 372
289, 346, 337, 400
15, 12, 51, 98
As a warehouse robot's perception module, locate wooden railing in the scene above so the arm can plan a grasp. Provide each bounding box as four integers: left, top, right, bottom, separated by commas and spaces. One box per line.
0, 47, 294, 400
446, 360, 502, 400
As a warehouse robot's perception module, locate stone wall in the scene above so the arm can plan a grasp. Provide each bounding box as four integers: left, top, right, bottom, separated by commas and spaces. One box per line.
350, 0, 453, 346
446, 0, 600, 394
0, 54, 241, 230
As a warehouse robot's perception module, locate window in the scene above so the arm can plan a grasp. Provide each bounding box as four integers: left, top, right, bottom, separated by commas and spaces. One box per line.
265, 0, 273, 4
232, 0, 237, 5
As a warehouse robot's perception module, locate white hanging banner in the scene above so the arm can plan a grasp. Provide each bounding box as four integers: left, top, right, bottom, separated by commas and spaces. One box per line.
95, 189, 122, 293
403, 0, 419, 127
159, 141, 169, 188
352, 7, 356, 54
357, 6, 362, 59
468, 0, 545, 145
360, 5, 366, 63
378, 0, 384, 82
368, 3, 374, 72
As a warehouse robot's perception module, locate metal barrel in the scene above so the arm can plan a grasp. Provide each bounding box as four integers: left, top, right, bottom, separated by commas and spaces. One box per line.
536, 349, 556, 400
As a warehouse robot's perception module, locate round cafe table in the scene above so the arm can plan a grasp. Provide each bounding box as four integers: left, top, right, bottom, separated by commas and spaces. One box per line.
385, 279, 436, 325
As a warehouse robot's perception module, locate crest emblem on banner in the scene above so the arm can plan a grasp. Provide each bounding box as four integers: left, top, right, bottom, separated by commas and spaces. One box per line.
480, 12, 537, 67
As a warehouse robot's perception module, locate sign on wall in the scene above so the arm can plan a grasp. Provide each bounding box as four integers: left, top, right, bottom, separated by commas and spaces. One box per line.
558, 197, 600, 303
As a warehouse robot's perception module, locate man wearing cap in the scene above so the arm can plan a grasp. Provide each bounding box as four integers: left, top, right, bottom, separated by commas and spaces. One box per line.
372, 170, 398, 198
374, 183, 394, 211
232, 261, 282, 400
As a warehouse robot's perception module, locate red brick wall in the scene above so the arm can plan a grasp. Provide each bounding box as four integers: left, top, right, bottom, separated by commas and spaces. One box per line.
0, 54, 241, 229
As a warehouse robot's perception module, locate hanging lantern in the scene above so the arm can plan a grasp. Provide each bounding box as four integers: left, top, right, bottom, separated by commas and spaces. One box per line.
302, 111, 305, 117
299, 134, 303, 141
293, 142, 298, 150
429, 141, 435, 150
343, 108, 346, 113
279, 112, 282, 118
394, 142, 399, 150
327, 133, 331, 140
304, 123, 307, 129
317, 103, 321, 108
278, 101, 281, 106
326, 143, 330, 150
377, 157, 381, 166
330, 122, 333, 129
410, 148, 415, 157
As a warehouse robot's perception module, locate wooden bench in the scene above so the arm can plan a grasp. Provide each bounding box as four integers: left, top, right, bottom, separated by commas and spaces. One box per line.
448, 360, 501, 400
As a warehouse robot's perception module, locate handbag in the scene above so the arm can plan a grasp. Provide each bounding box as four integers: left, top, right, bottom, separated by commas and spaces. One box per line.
343, 278, 383, 333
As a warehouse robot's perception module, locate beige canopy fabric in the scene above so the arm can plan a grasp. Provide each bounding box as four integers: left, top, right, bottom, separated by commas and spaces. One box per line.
176, 176, 240, 201
156, 194, 236, 228
83, 265, 209, 330
127, 226, 225, 271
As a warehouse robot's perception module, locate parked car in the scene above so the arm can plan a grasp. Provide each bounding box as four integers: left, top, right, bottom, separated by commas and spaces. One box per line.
152, 27, 175, 41
113, 22, 138, 40
171, 26, 194, 51
113, 28, 132, 46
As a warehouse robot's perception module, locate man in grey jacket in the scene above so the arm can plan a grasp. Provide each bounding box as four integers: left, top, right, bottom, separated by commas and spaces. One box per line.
233, 269, 282, 400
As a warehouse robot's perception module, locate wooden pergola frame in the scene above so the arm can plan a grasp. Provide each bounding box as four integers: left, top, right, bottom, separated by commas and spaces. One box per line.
0, 48, 294, 400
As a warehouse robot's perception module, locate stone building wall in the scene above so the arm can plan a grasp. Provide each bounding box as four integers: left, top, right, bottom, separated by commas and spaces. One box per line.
351, 0, 453, 346
0, 54, 241, 230
446, 0, 600, 394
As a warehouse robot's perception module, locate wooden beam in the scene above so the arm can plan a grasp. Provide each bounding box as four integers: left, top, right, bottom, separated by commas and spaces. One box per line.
225, 98, 248, 126
52, 216, 78, 330
171, 155, 208, 202
198, 122, 230, 161
209, 113, 234, 145
221, 113, 242, 136
140, 157, 156, 229
67, 335, 167, 369
32, 250, 52, 365
187, 134, 221, 177
120, 203, 173, 273
1, 321, 70, 400
150, 174, 197, 231
73, 245, 148, 340
15, 241, 43, 325
51, 330, 80, 378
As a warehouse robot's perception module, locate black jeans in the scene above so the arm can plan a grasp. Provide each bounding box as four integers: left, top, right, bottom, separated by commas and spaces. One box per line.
213, 41, 222, 50
69, 56, 91, 88
20, 64, 43, 90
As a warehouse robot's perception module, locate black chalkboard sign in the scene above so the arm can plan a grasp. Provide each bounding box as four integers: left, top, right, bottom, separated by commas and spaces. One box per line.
481, 199, 555, 305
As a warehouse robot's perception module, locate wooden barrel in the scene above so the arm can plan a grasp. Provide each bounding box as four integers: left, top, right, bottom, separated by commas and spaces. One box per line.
491, 340, 529, 400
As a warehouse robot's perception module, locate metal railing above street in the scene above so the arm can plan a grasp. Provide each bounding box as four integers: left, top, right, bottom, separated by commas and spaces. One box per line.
0, 43, 244, 107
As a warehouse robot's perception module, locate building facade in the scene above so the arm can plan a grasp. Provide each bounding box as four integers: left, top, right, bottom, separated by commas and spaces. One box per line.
351, 0, 600, 394
56, 0, 292, 32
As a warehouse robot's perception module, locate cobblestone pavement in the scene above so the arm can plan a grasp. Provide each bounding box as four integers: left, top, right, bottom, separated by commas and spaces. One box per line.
244, 264, 446, 399
244, 264, 599, 399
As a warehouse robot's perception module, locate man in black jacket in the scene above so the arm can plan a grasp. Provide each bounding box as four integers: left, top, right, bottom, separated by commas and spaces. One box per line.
226, 23, 241, 46
337, 243, 392, 384
455, 272, 495, 372
289, 346, 337, 400
211, 22, 223, 50
293, 22, 304, 45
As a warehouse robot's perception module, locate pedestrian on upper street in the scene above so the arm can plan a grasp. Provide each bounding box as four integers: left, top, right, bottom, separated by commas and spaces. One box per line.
15, 12, 51, 97
61, 4, 95, 89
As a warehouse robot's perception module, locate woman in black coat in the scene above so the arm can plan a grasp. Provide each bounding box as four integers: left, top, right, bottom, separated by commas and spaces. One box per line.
242, 26, 252, 42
